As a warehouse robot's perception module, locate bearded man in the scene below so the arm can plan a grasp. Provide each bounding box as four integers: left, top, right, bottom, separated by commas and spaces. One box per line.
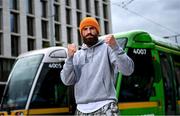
61, 17, 134, 116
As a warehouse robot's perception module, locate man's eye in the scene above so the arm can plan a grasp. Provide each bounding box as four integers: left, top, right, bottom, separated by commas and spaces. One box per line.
84, 28, 88, 30
90, 27, 95, 30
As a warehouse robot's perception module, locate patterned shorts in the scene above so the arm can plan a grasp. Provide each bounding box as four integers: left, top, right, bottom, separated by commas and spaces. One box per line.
75, 102, 119, 116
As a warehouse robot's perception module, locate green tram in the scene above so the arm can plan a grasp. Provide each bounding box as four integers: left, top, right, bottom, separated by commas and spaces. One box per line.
0, 30, 179, 115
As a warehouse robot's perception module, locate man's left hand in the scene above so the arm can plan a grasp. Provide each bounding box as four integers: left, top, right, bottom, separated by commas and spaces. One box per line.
104, 34, 118, 48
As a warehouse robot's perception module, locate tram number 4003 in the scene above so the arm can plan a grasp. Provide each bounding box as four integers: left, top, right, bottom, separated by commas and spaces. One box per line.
133, 49, 147, 55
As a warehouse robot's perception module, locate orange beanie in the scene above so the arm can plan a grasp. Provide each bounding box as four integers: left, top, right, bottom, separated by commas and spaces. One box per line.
79, 17, 100, 34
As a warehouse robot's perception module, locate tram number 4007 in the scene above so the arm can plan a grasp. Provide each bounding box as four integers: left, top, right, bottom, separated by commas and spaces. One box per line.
133, 49, 147, 55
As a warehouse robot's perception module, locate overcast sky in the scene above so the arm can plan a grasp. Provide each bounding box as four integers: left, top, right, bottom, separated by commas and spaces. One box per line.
110, 0, 180, 43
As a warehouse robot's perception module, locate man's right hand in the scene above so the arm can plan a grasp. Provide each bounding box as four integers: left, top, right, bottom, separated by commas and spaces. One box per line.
67, 43, 77, 57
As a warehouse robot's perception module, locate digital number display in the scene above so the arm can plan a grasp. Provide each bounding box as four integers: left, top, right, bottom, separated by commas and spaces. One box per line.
49, 63, 62, 68
133, 49, 147, 55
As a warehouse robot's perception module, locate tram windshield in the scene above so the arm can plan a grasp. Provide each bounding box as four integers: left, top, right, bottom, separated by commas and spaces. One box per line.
1, 54, 43, 110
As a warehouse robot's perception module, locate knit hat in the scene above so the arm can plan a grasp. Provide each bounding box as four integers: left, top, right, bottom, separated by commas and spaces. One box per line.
79, 17, 100, 35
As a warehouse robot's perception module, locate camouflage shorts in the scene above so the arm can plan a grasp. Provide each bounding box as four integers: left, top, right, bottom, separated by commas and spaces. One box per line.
75, 102, 119, 116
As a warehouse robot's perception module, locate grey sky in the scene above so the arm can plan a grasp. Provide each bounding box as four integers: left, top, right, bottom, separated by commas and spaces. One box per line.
110, 0, 180, 43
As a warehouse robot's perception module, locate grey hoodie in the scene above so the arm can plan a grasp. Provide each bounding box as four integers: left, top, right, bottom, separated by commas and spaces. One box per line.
60, 40, 134, 104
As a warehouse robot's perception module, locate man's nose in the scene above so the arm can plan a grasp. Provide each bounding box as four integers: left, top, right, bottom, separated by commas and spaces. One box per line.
87, 28, 91, 33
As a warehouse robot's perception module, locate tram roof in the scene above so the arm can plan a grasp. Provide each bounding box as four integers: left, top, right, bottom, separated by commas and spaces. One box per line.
18, 47, 67, 59
112, 30, 180, 51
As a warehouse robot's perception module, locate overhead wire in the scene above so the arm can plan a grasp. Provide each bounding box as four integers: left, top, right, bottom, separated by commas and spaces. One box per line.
110, 0, 180, 35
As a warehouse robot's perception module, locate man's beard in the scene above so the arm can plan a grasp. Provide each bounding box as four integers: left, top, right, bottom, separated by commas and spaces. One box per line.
82, 34, 98, 47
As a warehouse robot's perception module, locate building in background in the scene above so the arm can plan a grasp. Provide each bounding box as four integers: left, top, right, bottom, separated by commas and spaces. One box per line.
0, 0, 112, 91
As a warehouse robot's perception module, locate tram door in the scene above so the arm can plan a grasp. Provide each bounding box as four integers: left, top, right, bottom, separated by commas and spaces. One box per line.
28, 61, 75, 114
159, 52, 176, 115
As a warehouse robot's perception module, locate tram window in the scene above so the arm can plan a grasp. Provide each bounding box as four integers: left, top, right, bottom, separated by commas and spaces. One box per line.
172, 55, 180, 99
159, 52, 177, 114
119, 48, 154, 102
116, 38, 127, 49
30, 62, 69, 108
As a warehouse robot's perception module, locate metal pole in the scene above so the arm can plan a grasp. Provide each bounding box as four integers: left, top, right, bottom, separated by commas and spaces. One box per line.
175, 36, 178, 43
49, 0, 55, 46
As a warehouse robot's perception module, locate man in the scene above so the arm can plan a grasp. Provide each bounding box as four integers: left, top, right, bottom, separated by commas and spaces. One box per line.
61, 17, 134, 115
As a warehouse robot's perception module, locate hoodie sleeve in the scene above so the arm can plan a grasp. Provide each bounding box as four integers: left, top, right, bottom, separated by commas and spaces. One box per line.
60, 57, 76, 85
109, 45, 134, 76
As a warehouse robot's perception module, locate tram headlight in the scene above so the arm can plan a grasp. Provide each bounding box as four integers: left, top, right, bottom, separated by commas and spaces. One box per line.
15, 112, 24, 116
0, 113, 4, 116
